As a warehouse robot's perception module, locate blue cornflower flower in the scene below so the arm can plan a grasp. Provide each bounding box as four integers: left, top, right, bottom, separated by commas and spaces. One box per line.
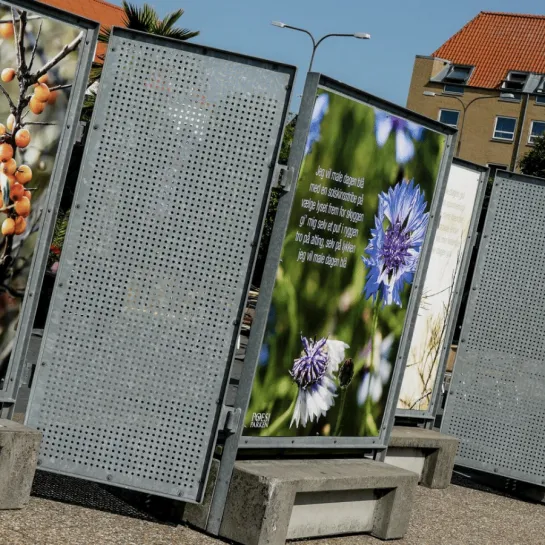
375, 109, 424, 164
290, 335, 348, 428
304, 93, 329, 155
362, 179, 429, 307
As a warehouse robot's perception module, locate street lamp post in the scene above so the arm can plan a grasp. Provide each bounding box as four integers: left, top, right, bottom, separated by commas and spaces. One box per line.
271, 21, 370, 73
423, 91, 514, 157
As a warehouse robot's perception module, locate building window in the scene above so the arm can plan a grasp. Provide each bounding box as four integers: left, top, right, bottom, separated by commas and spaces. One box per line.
536, 95, 545, 105
493, 116, 516, 141
499, 92, 521, 102
444, 65, 472, 84
501, 71, 528, 91
438, 109, 460, 127
529, 121, 545, 144
487, 163, 507, 179
443, 84, 464, 95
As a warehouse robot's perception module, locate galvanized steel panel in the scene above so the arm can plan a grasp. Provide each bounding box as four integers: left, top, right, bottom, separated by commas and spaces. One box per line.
442, 171, 545, 486
25, 28, 294, 502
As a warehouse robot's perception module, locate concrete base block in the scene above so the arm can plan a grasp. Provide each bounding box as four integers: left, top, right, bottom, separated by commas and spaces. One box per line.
218, 458, 418, 545
0, 419, 41, 509
386, 426, 458, 489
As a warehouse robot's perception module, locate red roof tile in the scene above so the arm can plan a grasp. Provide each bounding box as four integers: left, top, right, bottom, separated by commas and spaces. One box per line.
433, 12, 545, 89
37, 0, 126, 60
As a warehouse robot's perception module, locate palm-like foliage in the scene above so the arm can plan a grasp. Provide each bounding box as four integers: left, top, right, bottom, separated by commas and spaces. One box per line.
99, 2, 199, 44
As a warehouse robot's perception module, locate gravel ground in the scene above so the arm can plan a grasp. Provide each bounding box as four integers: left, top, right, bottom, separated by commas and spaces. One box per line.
0, 471, 544, 545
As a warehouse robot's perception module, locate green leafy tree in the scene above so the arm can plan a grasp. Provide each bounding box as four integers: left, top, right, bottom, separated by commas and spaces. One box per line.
519, 134, 545, 179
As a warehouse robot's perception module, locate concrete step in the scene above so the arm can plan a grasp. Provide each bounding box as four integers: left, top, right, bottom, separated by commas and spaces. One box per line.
386, 426, 459, 489
0, 419, 41, 509
214, 458, 418, 545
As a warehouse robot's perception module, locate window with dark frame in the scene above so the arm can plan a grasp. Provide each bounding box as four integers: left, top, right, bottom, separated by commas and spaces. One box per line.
443, 84, 464, 95
493, 116, 516, 141
529, 121, 545, 144
444, 65, 472, 84
501, 71, 528, 91
438, 109, 460, 127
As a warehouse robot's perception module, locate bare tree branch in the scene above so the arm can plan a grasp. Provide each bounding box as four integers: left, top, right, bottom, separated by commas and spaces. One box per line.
33, 31, 84, 82
0, 15, 41, 24
14, 9, 27, 75
23, 121, 57, 126
28, 20, 43, 72
49, 83, 72, 92
11, 8, 21, 70
0, 83, 16, 113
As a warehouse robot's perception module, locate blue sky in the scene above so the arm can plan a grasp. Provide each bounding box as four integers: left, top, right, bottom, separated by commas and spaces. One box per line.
112, 0, 543, 109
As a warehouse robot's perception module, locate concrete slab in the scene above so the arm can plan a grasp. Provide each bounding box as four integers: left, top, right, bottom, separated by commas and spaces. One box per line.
0, 419, 41, 509
386, 426, 458, 489
219, 458, 418, 545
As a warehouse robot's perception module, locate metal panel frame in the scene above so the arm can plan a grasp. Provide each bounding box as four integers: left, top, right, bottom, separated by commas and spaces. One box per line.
0, 0, 99, 408
441, 169, 545, 486
396, 158, 489, 421
205, 73, 455, 534
23, 27, 295, 503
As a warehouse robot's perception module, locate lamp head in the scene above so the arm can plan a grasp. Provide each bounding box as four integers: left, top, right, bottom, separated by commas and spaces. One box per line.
354, 32, 371, 39
271, 21, 286, 28
423, 91, 437, 97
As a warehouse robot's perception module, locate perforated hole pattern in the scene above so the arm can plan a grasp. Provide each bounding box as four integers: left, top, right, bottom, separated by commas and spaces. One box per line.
442, 176, 545, 485
25, 34, 291, 502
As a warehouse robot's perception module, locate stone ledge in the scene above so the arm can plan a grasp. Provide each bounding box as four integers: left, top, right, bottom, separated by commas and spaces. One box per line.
0, 419, 42, 510
218, 458, 418, 545
386, 426, 459, 489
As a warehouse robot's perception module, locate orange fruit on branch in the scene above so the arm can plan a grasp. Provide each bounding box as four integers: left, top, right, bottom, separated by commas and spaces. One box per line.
23, 190, 31, 200
14, 129, 30, 148
1, 68, 15, 82
33, 83, 50, 103
14, 216, 26, 235
1, 217, 14, 235
14, 196, 30, 217
0, 124, 6, 136
2, 158, 16, 176
38, 74, 49, 84
29, 97, 45, 115
10, 183, 24, 201
0, 143, 13, 162
6, 114, 15, 131
47, 90, 58, 105
0, 22, 14, 40
15, 165, 32, 184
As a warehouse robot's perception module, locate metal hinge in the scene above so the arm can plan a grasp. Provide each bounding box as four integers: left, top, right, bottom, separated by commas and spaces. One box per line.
272, 164, 294, 192
220, 406, 242, 435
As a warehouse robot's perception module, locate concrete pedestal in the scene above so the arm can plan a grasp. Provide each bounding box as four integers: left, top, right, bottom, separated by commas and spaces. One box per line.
0, 419, 41, 509
386, 426, 458, 489
193, 458, 417, 545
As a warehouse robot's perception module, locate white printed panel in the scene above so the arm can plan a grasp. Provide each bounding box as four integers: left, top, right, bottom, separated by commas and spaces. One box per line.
398, 163, 480, 411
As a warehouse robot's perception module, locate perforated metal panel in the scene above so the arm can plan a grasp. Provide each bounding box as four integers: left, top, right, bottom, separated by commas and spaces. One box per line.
442, 171, 545, 486
25, 28, 294, 502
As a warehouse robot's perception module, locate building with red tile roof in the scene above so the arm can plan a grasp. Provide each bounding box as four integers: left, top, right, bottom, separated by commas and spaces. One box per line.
38, 0, 126, 59
407, 11, 545, 172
